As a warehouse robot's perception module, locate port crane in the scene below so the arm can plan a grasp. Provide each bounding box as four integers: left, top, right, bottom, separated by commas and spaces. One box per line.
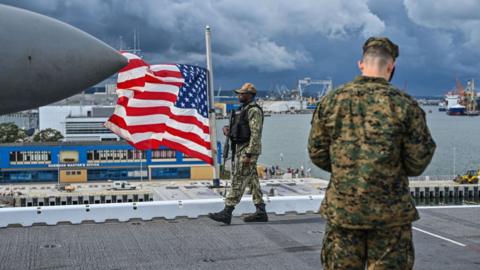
297, 77, 333, 109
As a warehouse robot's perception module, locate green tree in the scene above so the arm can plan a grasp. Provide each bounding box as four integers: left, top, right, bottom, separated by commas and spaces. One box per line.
0, 122, 27, 143
33, 128, 64, 142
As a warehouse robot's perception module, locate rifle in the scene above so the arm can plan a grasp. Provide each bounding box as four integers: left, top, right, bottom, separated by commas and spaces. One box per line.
221, 110, 235, 195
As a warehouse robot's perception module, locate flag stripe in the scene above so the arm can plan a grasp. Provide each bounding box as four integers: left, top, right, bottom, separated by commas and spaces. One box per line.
151, 70, 184, 79
117, 76, 146, 89
121, 52, 143, 60
143, 83, 180, 94
131, 139, 213, 164
107, 114, 211, 149
105, 52, 213, 165
118, 66, 148, 82
105, 121, 212, 163
114, 98, 210, 131
162, 133, 211, 156
161, 139, 213, 163
133, 91, 178, 103
117, 96, 174, 108
119, 59, 148, 73
161, 131, 211, 156
150, 64, 182, 72
116, 88, 134, 94
145, 74, 184, 87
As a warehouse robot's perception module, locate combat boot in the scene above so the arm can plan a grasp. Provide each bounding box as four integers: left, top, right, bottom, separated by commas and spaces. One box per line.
208, 205, 235, 225
243, 203, 268, 222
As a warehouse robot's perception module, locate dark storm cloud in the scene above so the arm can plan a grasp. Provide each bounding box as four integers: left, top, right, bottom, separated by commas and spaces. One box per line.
1, 0, 479, 95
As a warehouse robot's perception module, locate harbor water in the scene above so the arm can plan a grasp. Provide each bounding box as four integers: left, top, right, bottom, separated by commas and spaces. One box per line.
216, 106, 480, 180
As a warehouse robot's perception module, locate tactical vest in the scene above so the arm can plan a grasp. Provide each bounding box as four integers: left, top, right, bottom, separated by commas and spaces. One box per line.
229, 104, 263, 144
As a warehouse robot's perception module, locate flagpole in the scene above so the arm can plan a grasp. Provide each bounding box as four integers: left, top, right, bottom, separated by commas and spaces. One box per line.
205, 25, 220, 186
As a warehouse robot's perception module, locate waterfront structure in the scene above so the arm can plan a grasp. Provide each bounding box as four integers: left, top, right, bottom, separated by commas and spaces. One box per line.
64, 115, 118, 142
297, 77, 333, 110
443, 79, 480, 116
259, 100, 302, 113
0, 141, 219, 183
39, 105, 119, 141
63, 107, 118, 142
0, 110, 39, 130
37, 84, 122, 140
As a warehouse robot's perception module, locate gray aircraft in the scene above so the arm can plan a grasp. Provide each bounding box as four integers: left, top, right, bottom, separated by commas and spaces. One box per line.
0, 4, 127, 115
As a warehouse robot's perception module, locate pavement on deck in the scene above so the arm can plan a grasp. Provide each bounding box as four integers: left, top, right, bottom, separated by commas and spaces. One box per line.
0, 207, 479, 270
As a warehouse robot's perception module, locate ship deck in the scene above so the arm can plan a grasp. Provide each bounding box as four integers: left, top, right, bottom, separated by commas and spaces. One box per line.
0, 207, 478, 270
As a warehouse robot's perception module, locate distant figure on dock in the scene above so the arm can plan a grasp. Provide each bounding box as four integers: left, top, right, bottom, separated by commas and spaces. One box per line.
308, 37, 436, 269
209, 83, 267, 225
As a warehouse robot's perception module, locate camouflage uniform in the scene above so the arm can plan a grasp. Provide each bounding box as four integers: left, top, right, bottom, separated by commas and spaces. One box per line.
225, 101, 264, 206
209, 83, 266, 225
308, 37, 436, 269
321, 223, 414, 270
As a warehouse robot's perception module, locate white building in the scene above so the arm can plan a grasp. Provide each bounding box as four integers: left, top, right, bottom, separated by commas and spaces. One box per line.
39, 106, 119, 142
259, 100, 303, 113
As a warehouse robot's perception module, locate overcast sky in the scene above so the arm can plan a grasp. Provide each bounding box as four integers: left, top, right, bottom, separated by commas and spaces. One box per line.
2, 0, 480, 96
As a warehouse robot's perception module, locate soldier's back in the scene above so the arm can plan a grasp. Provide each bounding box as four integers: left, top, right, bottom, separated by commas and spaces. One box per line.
318, 75, 423, 228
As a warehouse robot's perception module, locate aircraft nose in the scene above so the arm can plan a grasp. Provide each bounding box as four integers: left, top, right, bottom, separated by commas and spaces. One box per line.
0, 4, 129, 115
72, 40, 129, 100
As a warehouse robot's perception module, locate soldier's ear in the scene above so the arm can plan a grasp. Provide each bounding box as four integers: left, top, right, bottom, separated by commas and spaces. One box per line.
388, 64, 396, 82
358, 60, 364, 73
387, 61, 395, 73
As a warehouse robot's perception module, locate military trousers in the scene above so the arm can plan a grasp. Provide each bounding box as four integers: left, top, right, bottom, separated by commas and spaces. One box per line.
225, 154, 264, 206
321, 222, 414, 270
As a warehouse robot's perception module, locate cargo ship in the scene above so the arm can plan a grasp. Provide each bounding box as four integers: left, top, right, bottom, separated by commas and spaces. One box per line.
447, 104, 466, 115
444, 79, 478, 116
445, 94, 465, 115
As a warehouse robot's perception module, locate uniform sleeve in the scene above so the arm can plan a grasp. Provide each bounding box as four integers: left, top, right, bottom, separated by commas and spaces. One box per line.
245, 107, 263, 155
308, 100, 331, 172
402, 104, 436, 176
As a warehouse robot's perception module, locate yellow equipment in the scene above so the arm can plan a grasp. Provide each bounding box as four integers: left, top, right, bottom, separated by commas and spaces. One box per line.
454, 169, 479, 184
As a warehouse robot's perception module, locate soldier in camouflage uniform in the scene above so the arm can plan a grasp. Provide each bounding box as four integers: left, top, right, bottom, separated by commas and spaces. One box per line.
209, 83, 267, 225
308, 37, 436, 269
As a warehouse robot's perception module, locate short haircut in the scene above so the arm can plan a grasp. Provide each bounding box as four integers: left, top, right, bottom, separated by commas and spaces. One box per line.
362, 46, 394, 69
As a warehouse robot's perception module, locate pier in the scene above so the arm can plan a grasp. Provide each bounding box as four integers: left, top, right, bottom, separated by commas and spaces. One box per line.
0, 178, 323, 208
15, 192, 154, 207
409, 180, 480, 200
1, 178, 480, 208
1, 178, 480, 209
0, 183, 154, 207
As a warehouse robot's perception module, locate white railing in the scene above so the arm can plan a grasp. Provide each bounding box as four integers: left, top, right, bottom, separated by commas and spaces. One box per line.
0, 195, 323, 228
409, 175, 456, 181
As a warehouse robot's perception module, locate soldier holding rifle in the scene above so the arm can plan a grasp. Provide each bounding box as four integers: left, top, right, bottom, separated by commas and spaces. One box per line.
209, 83, 267, 225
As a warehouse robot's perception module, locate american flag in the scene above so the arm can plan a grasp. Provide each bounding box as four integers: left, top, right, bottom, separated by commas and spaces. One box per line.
105, 52, 212, 164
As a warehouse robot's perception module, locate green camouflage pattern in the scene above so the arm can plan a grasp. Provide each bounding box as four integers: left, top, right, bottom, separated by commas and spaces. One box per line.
321, 222, 414, 270
225, 101, 264, 206
363, 36, 399, 59
308, 76, 436, 229
225, 153, 264, 206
